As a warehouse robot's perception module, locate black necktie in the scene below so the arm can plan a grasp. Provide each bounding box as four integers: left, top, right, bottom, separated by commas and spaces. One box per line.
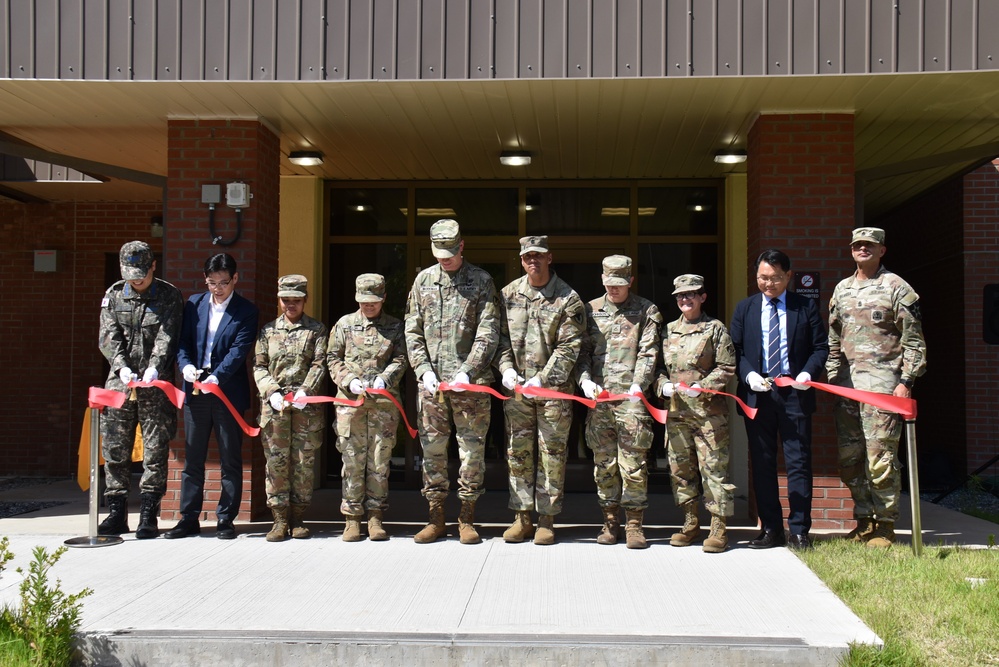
766, 298, 782, 376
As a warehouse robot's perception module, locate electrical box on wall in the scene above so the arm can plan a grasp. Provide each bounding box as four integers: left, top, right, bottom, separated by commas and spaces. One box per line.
226, 182, 251, 208
34, 250, 59, 272
202, 184, 221, 205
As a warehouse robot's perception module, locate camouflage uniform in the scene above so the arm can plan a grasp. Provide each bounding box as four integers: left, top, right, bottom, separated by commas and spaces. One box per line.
99, 277, 183, 497
827, 264, 927, 522
254, 313, 328, 509
577, 293, 662, 511
655, 313, 737, 516
405, 261, 500, 503
497, 273, 586, 515
328, 309, 407, 514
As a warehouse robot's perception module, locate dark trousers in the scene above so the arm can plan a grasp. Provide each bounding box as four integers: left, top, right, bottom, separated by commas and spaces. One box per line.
180, 393, 244, 522
745, 386, 813, 536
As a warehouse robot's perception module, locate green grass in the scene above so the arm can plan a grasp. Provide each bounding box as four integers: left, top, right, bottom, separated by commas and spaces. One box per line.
0, 621, 37, 666
800, 539, 999, 666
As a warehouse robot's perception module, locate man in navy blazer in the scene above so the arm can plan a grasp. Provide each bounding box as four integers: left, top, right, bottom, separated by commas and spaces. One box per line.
730, 249, 828, 550
165, 253, 259, 540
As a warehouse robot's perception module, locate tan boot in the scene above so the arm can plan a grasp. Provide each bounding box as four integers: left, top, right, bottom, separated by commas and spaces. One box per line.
265, 507, 289, 542
702, 514, 729, 553
503, 511, 535, 543
596, 505, 620, 545
625, 510, 648, 549
414, 500, 446, 544
534, 515, 556, 545
670, 500, 701, 547
845, 517, 875, 543
342, 515, 364, 542
367, 509, 389, 541
866, 520, 895, 548
458, 500, 481, 545
289, 504, 311, 539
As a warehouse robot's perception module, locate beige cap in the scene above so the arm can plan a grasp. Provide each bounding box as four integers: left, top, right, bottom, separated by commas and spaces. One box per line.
519, 235, 550, 255
119, 240, 153, 280
851, 227, 885, 245
277, 274, 308, 297
672, 274, 705, 295
601, 255, 632, 286
430, 219, 462, 258
355, 273, 386, 302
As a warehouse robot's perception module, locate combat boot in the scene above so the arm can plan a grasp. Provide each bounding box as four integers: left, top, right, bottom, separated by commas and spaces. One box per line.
457, 500, 481, 544
534, 515, 556, 545
866, 520, 895, 548
98, 495, 129, 536
845, 517, 875, 543
289, 504, 311, 539
670, 500, 701, 547
625, 510, 648, 549
266, 507, 289, 542
413, 500, 446, 544
367, 509, 389, 541
134, 492, 161, 540
342, 514, 364, 542
503, 511, 535, 543
596, 505, 620, 545
702, 514, 729, 553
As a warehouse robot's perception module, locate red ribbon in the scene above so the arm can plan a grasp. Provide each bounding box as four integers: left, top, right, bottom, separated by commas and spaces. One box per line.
594, 390, 669, 425
88, 386, 127, 410
437, 382, 509, 401
126, 379, 186, 409
675, 382, 759, 420
282, 390, 418, 439
193, 381, 261, 437
772, 376, 917, 420
516, 384, 597, 408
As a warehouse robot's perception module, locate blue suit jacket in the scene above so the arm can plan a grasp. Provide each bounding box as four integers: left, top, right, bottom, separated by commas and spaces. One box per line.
177, 291, 259, 413
729, 291, 829, 414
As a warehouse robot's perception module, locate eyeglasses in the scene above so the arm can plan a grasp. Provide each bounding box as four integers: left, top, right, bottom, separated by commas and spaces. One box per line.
206, 279, 232, 289
850, 242, 880, 250
675, 292, 701, 301
756, 274, 786, 285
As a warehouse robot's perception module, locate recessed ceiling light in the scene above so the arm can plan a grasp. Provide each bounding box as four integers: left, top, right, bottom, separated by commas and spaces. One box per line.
714, 149, 747, 164
500, 151, 532, 166
289, 150, 324, 166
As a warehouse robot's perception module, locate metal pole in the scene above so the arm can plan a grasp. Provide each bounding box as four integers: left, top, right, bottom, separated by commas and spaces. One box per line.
65, 406, 123, 548
905, 419, 923, 556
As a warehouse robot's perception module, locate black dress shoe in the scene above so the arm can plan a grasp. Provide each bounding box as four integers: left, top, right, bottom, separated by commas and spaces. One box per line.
788, 533, 812, 550
748, 529, 787, 549
164, 518, 201, 539
216, 520, 236, 540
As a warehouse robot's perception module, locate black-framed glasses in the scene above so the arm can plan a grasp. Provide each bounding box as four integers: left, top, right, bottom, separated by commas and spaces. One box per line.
675, 292, 701, 301
206, 279, 232, 289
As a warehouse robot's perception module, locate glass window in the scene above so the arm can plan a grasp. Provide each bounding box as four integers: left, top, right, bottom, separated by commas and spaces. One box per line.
526, 187, 630, 235
327, 243, 409, 322
637, 243, 722, 318
637, 187, 718, 236
414, 188, 517, 235
330, 188, 407, 236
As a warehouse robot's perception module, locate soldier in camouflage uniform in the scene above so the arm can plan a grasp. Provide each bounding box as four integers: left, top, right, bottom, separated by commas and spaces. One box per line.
576, 256, 661, 549
328, 273, 407, 542
253, 275, 328, 542
827, 227, 927, 548
496, 235, 586, 545
405, 220, 500, 544
654, 274, 737, 553
98, 240, 183, 538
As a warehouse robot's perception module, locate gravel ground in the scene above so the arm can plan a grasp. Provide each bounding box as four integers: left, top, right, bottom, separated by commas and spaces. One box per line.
921, 478, 999, 521
0, 477, 72, 519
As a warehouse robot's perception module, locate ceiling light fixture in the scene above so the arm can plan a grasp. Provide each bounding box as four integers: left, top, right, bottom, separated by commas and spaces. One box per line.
713, 149, 748, 164
500, 150, 532, 166
289, 150, 324, 166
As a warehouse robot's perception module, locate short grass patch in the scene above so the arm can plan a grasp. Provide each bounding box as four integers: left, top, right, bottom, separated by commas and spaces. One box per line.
800, 539, 999, 667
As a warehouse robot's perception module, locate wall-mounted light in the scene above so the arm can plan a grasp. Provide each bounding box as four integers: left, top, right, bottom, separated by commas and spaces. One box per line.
713, 149, 748, 164
500, 150, 532, 166
289, 150, 324, 166
350, 204, 372, 213
150, 215, 164, 238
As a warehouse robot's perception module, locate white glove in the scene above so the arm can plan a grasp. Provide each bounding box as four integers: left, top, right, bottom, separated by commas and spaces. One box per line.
451, 371, 470, 392
523, 376, 542, 389
746, 371, 768, 393
627, 383, 643, 403
349, 378, 365, 394
142, 367, 158, 383
292, 390, 308, 409
580, 379, 601, 400
791, 372, 811, 391
422, 371, 439, 394
502, 368, 524, 391
203, 374, 219, 385
371, 377, 386, 390
268, 393, 286, 411
182, 364, 200, 384
660, 382, 676, 398
119, 367, 136, 385
682, 382, 702, 398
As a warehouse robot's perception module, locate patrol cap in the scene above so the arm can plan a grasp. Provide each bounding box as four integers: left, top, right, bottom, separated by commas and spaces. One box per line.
601, 255, 632, 286
119, 240, 153, 280
519, 235, 550, 256
277, 274, 308, 298
851, 227, 885, 245
430, 219, 462, 258
355, 273, 386, 302
672, 273, 705, 295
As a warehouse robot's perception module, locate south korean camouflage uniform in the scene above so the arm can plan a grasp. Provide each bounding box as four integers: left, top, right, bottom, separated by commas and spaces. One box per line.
253, 276, 329, 510
329, 274, 408, 515
496, 236, 586, 516
99, 241, 184, 498
827, 236, 927, 523
576, 256, 662, 512
405, 221, 500, 504
654, 274, 737, 517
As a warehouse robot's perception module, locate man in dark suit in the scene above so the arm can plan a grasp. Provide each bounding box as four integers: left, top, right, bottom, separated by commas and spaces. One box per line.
730, 249, 828, 550
165, 253, 259, 540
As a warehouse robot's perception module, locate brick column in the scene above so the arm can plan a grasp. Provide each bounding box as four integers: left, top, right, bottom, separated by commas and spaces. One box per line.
162, 119, 279, 522
746, 113, 857, 529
